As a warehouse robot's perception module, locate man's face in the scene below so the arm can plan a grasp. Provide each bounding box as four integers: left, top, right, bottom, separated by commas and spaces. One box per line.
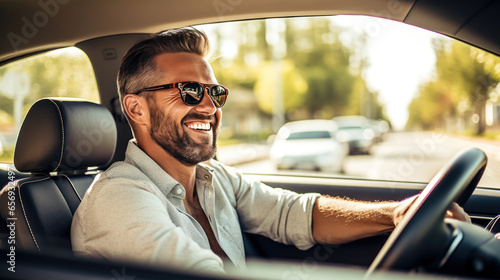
146, 52, 223, 166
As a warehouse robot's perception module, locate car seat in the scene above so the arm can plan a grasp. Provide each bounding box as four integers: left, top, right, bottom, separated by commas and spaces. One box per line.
0, 98, 117, 255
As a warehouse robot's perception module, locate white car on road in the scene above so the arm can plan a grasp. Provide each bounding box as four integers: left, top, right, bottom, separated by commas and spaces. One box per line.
270, 120, 348, 173
333, 115, 375, 155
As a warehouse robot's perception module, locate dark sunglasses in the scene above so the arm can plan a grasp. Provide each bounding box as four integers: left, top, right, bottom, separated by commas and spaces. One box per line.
132, 81, 229, 108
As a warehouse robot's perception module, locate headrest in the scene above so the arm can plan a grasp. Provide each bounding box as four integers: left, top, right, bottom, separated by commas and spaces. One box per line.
14, 98, 117, 173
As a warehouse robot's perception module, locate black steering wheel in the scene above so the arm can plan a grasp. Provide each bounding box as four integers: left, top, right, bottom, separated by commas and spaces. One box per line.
366, 148, 487, 275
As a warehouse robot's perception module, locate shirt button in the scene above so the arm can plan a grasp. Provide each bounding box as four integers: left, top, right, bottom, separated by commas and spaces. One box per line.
204, 175, 210, 179
176, 188, 182, 195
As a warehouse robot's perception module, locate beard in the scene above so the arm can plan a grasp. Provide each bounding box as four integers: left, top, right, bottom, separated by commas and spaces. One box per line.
149, 103, 217, 166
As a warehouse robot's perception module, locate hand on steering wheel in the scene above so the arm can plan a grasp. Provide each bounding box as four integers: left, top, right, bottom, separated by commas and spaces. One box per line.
393, 196, 471, 227
366, 148, 487, 276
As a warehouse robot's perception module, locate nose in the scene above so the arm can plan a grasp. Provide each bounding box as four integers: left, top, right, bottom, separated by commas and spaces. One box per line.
194, 88, 217, 115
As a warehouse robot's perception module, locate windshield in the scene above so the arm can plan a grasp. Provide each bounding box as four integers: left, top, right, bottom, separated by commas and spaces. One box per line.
197, 15, 500, 188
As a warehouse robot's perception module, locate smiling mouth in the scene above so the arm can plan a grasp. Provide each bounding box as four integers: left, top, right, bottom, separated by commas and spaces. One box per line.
185, 121, 212, 132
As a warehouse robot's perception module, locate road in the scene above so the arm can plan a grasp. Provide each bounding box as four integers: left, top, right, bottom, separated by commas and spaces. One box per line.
226, 131, 500, 188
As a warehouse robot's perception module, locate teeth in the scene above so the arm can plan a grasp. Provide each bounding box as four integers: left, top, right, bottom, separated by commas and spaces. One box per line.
187, 123, 210, 130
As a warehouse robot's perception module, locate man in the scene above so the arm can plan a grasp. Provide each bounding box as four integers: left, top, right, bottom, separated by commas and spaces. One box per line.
71, 27, 469, 273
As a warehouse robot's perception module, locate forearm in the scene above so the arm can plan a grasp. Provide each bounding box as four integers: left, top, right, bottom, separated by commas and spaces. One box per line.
312, 195, 397, 244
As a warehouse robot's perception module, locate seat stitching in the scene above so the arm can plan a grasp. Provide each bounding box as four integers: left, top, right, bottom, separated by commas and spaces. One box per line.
48, 99, 64, 172
60, 174, 82, 201
17, 177, 51, 252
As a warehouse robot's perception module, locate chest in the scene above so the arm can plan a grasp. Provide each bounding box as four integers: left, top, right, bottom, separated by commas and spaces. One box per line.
184, 197, 229, 259
159, 182, 246, 267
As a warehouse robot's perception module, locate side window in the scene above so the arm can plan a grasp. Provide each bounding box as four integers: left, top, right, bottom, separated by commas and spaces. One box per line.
0, 47, 99, 163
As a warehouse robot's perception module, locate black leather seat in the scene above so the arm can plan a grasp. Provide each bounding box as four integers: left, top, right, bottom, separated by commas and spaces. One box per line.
0, 98, 116, 254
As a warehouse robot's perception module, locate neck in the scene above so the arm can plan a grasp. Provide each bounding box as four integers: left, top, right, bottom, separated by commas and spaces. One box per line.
137, 136, 197, 201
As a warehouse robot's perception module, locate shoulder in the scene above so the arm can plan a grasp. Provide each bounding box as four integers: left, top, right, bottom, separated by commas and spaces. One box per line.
101, 160, 147, 180
96, 160, 156, 188
83, 161, 164, 207
74, 160, 170, 231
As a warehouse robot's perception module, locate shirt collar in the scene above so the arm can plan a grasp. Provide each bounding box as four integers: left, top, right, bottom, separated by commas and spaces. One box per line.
196, 162, 214, 181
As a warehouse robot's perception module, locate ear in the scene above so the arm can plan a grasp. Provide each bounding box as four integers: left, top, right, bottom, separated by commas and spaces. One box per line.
123, 94, 150, 127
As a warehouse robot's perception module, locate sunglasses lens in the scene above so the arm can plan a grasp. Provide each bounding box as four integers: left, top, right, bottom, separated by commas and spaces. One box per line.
210, 85, 228, 107
180, 82, 228, 108
181, 83, 204, 105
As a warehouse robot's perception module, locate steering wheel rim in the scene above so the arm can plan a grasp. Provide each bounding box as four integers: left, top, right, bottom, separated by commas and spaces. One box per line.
366, 148, 487, 275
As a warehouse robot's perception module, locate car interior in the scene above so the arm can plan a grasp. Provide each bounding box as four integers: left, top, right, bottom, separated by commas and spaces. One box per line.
1, 0, 500, 279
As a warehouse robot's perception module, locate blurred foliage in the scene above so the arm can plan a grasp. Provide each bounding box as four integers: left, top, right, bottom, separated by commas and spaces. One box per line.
408, 39, 500, 135
0, 147, 14, 163
0, 48, 100, 105
207, 17, 386, 123
254, 60, 308, 114
284, 18, 355, 118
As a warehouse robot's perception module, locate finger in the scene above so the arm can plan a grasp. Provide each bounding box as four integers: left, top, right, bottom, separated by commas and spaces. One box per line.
446, 203, 471, 223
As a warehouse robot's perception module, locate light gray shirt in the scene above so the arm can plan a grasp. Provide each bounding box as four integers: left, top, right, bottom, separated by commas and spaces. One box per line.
71, 141, 320, 273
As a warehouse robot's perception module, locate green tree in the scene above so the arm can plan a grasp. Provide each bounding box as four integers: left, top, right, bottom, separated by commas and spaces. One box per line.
253, 60, 308, 116
407, 80, 455, 130
284, 17, 356, 118
209, 17, 366, 121
408, 39, 500, 134
458, 47, 500, 135
0, 48, 99, 108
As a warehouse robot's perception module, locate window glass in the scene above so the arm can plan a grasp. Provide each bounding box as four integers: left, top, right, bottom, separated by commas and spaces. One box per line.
197, 16, 500, 188
0, 47, 99, 163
